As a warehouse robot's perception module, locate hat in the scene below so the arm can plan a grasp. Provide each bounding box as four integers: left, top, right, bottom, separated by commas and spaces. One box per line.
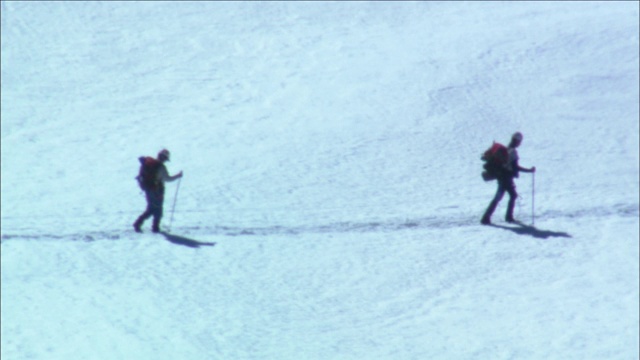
158, 149, 170, 161
512, 132, 523, 142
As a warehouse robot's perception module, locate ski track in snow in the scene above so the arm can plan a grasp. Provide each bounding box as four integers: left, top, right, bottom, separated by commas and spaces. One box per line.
1, 202, 636, 242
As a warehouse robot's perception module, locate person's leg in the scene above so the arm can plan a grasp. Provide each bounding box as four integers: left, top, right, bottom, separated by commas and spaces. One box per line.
152, 213, 162, 232
482, 185, 505, 224
148, 191, 164, 232
505, 180, 518, 222
133, 192, 154, 232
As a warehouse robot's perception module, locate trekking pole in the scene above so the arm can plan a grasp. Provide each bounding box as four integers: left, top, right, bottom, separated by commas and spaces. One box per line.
531, 171, 535, 226
168, 177, 182, 232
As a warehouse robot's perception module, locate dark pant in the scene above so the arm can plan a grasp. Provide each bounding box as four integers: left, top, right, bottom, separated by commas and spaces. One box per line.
482, 175, 517, 222
134, 189, 164, 231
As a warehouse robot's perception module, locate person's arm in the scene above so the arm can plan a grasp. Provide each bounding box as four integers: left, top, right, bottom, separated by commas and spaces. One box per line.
160, 166, 183, 182
168, 171, 183, 181
518, 165, 536, 173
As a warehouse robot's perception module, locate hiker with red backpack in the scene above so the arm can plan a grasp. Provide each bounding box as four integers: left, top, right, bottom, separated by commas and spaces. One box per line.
133, 149, 183, 233
481, 132, 535, 225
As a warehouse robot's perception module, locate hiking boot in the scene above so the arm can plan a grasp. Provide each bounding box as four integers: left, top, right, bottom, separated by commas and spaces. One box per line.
133, 214, 149, 233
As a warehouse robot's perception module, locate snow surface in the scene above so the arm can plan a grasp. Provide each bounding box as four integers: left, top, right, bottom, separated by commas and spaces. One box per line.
1, 1, 639, 359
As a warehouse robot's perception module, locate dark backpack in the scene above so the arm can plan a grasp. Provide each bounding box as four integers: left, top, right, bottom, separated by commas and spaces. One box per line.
481, 142, 508, 181
136, 156, 162, 191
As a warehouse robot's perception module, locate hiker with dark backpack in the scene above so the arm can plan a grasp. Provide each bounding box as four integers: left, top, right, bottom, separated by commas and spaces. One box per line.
133, 149, 183, 233
481, 132, 535, 225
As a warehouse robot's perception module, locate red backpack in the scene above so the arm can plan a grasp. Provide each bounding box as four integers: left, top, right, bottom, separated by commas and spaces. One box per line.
136, 156, 162, 191
481, 142, 508, 181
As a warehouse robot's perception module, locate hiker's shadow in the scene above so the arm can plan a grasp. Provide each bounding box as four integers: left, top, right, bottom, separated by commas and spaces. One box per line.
491, 222, 572, 239
160, 232, 216, 248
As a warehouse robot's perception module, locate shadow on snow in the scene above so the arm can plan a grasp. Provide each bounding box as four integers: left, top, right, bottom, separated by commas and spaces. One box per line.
490, 222, 572, 239
160, 231, 216, 248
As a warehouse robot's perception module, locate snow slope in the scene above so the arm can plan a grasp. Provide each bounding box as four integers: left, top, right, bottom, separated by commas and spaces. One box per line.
2, 2, 638, 359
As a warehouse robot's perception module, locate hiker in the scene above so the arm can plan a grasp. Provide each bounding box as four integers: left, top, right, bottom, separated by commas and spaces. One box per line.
133, 149, 183, 232
481, 132, 535, 225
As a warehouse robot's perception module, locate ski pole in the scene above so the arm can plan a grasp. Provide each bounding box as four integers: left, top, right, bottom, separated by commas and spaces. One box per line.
168, 177, 182, 232
531, 171, 535, 226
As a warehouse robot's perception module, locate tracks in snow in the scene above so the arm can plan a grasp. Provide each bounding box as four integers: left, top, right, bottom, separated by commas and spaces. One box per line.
1, 203, 637, 243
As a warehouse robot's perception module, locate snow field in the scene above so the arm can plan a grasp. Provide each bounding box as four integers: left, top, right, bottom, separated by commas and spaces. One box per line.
2, 2, 638, 359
